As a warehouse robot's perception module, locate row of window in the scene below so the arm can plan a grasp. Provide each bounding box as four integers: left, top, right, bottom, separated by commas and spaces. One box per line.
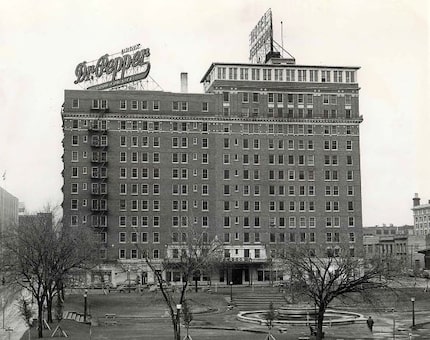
70, 173, 357, 200
71, 147, 354, 167
114, 229, 356, 248
223, 92, 354, 106
118, 231, 210, 244
73, 90, 355, 112
214, 66, 356, 83
74, 198, 356, 213
118, 248, 160, 260
71, 182, 357, 208
69, 211, 357, 229
221, 230, 356, 244
102, 170, 355, 194
222, 216, 356, 228
68, 119, 359, 137
115, 246, 357, 261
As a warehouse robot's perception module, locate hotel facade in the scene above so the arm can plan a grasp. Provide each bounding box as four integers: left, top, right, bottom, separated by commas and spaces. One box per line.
62, 56, 363, 285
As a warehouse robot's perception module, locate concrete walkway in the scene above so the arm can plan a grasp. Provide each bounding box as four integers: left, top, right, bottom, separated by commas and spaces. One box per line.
0, 298, 28, 340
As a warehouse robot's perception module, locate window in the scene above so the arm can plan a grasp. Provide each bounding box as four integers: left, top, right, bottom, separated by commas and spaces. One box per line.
120, 100, 127, 110
71, 199, 78, 210
251, 68, 260, 80
153, 100, 160, 110
131, 100, 138, 110
321, 70, 331, 82
223, 92, 230, 102
298, 69, 307, 82
263, 68, 271, 80
346, 71, 355, 83
286, 69, 295, 81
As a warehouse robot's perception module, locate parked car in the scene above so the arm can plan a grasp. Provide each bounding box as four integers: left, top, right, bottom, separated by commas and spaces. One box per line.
148, 281, 174, 292
116, 283, 138, 293
89, 282, 113, 289
112, 280, 139, 293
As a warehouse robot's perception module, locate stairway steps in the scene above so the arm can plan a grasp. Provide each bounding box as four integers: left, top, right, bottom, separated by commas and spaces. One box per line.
233, 293, 286, 311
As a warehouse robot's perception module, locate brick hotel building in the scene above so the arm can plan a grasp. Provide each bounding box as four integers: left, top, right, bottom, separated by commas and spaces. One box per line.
62, 56, 363, 285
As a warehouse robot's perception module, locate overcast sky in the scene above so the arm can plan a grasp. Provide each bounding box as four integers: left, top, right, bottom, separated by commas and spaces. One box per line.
0, 0, 428, 226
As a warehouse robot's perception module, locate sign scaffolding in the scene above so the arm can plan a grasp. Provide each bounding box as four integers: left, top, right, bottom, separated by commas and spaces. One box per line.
249, 9, 295, 64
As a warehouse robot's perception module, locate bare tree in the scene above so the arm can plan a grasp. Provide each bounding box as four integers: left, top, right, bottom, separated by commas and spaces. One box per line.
181, 299, 193, 340
265, 302, 277, 340
44, 225, 98, 322
139, 229, 223, 340
281, 246, 392, 340
18, 296, 34, 340
3, 212, 97, 338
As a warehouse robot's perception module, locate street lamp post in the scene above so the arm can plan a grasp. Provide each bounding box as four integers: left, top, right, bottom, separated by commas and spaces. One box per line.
127, 267, 130, 293
2, 297, 5, 329
83, 289, 88, 323
230, 281, 233, 304
176, 304, 182, 339
392, 308, 396, 340
5, 327, 13, 340
411, 297, 415, 329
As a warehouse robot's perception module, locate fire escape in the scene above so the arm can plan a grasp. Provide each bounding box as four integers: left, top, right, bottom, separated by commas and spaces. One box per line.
88, 108, 109, 258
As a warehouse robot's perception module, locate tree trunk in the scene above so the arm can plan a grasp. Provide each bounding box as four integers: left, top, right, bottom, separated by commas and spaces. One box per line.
46, 296, 53, 323
172, 317, 180, 340
316, 305, 326, 340
37, 301, 43, 338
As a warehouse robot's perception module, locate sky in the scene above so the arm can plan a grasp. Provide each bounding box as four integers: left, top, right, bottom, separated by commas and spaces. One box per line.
0, 0, 428, 226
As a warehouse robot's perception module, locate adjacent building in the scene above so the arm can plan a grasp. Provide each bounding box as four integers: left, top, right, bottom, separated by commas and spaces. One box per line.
0, 186, 19, 233
62, 53, 363, 285
412, 193, 430, 236
363, 224, 425, 269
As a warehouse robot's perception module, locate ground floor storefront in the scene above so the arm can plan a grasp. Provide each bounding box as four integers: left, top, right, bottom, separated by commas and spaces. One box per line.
69, 260, 288, 288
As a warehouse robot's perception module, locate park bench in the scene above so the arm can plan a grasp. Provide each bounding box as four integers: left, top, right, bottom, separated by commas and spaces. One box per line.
105, 313, 117, 326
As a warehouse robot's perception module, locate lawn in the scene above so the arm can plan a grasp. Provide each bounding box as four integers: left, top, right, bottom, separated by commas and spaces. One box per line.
21, 289, 229, 339
66, 289, 229, 317
20, 285, 430, 339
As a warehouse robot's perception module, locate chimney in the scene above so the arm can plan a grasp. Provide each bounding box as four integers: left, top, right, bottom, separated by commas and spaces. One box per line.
180, 72, 188, 93
413, 193, 421, 207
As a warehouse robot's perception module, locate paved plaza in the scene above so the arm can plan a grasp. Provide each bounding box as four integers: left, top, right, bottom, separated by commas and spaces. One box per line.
2, 280, 430, 340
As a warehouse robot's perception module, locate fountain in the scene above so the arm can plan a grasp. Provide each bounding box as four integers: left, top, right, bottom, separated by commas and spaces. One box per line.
237, 304, 366, 327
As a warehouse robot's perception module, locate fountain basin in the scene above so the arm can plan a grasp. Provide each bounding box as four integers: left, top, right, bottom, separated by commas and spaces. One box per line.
237, 306, 366, 326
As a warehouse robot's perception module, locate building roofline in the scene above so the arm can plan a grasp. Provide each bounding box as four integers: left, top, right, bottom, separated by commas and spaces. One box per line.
200, 62, 361, 83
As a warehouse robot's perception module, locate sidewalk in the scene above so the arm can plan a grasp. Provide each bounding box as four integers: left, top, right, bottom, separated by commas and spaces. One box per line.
0, 299, 27, 340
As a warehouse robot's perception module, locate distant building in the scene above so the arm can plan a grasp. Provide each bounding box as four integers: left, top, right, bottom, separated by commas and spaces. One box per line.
412, 193, 430, 235
18, 202, 26, 215
18, 212, 53, 230
363, 224, 425, 269
0, 186, 19, 234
